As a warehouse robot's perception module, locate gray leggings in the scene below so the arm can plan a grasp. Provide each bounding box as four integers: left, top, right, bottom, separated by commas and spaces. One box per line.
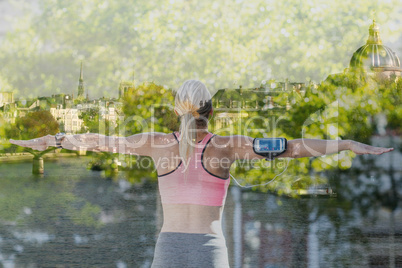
151, 232, 230, 268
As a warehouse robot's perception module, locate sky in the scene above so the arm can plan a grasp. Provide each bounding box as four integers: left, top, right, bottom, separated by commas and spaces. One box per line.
0, 0, 401, 99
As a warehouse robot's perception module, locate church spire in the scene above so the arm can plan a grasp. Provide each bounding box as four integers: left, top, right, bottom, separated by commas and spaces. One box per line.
80, 61, 84, 81
78, 61, 85, 97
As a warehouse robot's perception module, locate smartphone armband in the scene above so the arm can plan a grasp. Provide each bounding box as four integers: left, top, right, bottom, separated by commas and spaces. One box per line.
253, 138, 287, 160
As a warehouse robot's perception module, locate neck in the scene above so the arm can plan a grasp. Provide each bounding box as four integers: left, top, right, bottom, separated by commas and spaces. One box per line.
196, 128, 209, 141
195, 127, 208, 134
177, 127, 209, 140
196, 126, 208, 131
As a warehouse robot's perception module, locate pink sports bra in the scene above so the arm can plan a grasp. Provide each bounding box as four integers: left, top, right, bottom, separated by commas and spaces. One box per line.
157, 132, 230, 206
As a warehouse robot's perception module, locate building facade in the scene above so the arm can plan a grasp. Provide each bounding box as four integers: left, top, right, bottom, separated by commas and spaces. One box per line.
50, 107, 83, 134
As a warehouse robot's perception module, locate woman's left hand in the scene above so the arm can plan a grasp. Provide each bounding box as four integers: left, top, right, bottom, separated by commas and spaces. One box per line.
349, 140, 394, 155
9, 135, 56, 151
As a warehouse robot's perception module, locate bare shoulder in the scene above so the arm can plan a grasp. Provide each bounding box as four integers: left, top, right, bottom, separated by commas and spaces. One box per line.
209, 134, 231, 146
209, 134, 257, 161
123, 132, 178, 157
148, 132, 177, 144
211, 134, 253, 146
125, 132, 177, 146
209, 134, 253, 152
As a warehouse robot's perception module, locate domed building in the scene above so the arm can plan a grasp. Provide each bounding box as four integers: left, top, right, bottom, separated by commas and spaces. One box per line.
348, 20, 402, 79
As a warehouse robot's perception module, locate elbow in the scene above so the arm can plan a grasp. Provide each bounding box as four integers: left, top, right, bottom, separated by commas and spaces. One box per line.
288, 140, 301, 158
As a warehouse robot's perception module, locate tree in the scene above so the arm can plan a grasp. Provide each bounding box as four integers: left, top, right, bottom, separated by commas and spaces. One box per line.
7, 110, 59, 140
79, 107, 112, 135
122, 82, 178, 135
210, 73, 401, 193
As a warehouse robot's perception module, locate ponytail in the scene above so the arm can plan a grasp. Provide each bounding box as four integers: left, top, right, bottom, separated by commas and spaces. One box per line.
174, 80, 212, 163
179, 113, 197, 161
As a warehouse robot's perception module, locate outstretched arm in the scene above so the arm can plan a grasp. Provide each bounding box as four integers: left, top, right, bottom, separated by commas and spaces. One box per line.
9, 132, 171, 157
282, 139, 393, 158
227, 136, 393, 161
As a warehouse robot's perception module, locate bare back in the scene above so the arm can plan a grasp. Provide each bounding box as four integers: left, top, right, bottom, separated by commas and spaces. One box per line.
153, 132, 233, 179
150, 132, 238, 235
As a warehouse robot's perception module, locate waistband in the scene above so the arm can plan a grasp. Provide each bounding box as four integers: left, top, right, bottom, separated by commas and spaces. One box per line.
157, 232, 226, 244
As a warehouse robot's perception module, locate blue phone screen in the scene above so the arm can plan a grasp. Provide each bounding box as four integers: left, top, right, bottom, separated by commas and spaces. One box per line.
257, 139, 283, 152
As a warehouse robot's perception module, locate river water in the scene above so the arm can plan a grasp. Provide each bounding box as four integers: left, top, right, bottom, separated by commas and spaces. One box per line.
0, 156, 401, 268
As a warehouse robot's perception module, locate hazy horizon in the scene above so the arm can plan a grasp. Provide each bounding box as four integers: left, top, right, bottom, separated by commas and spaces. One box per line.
1, 0, 402, 99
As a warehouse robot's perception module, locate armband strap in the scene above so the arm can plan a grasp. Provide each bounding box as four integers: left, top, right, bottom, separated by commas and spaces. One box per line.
252, 138, 287, 160
55, 133, 66, 149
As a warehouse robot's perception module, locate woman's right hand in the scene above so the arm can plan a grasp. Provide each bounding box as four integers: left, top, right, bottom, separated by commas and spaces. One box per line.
9, 135, 56, 151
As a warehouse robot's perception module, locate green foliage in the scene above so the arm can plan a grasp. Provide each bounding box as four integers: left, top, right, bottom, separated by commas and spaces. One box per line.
6, 110, 59, 140
84, 82, 176, 182
0, 113, 7, 139
124, 155, 158, 184
66, 201, 103, 228
87, 152, 158, 184
380, 77, 402, 131
216, 72, 401, 193
122, 82, 178, 135
78, 107, 112, 135
87, 151, 121, 178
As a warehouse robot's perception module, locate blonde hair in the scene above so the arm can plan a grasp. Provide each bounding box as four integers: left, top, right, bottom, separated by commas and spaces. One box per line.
175, 80, 212, 161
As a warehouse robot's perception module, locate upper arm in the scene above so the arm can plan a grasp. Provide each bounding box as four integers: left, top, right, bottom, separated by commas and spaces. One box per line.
216, 135, 293, 162
121, 132, 174, 157
213, 135, 265, 162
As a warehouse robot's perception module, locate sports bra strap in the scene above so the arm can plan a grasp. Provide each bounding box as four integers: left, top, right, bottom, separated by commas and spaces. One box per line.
172, 132, 179, 143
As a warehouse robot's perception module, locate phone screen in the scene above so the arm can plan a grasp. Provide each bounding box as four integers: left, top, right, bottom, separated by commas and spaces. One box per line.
255, 138, 284, 152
